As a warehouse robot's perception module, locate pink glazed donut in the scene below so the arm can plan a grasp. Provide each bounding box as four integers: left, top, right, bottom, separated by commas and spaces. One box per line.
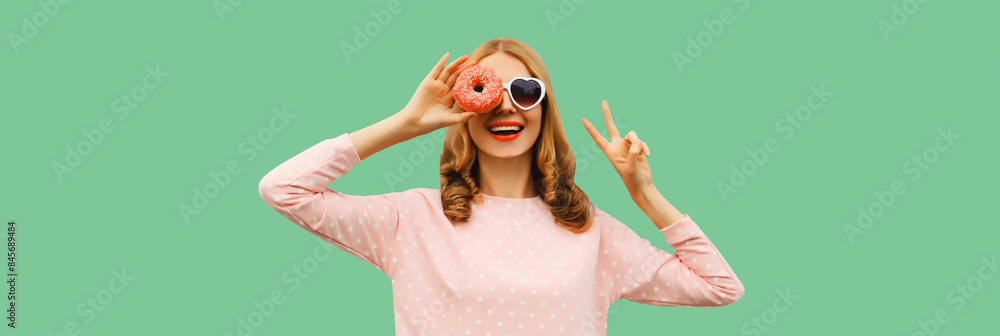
453, 64, 503, 113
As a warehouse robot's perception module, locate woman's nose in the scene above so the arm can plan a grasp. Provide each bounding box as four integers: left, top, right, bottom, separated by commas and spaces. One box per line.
496, 88, 516, 114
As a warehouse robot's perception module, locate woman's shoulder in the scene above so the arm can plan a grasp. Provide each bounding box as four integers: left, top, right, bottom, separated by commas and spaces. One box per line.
350, 188, 444, 219
588, 202, 615, 220
389, 187, 444, 208
586, 202, 642, 235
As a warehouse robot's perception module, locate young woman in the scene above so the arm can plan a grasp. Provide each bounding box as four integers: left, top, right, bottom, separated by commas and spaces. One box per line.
258, 38, 744, 336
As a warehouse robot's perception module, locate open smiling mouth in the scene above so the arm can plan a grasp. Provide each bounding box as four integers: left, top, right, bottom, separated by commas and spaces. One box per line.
487, 124, 524, 141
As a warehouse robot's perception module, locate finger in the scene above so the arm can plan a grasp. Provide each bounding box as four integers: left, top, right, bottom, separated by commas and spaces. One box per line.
459, 111, 477, 124
444, 111, 478, 126
602, 100, 620, 140
439, 54, 469, 82
625, 131, 648, 156
442, 91, 456, 105
581, 118, 609, 152
427, 52, 450, 81
446, 59, 476, 89
627, 134, 642, 164
624, 130, 637, 145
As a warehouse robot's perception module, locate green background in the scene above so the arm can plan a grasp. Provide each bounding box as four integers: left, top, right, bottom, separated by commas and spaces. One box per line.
2, 0, 998, 335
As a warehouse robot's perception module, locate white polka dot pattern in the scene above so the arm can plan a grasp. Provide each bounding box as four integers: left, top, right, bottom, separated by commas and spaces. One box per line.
258, 133, 745, 335
258, 133, 401, 273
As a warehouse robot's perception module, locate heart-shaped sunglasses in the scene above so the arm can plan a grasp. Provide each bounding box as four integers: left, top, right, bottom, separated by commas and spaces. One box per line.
501, 77, 546, 111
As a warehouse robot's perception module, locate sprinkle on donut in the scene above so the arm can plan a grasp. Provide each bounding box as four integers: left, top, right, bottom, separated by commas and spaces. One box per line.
453, 64, 503, 113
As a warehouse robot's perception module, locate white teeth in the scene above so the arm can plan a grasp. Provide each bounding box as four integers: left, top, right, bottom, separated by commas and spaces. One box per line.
488, 125, 524, 133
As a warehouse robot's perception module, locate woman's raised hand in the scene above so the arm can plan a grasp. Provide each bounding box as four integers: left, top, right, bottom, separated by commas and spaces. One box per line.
394, 52, 479, 137
582, 100, 654, 198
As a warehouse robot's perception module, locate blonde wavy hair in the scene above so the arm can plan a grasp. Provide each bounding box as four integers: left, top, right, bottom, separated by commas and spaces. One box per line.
439, 38, 594, 233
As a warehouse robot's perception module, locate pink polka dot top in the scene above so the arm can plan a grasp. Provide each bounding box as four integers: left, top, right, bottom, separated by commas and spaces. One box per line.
258, 133, 745, 336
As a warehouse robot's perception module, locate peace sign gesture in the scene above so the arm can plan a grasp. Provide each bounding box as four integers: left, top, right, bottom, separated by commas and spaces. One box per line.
581, 100, 654, 198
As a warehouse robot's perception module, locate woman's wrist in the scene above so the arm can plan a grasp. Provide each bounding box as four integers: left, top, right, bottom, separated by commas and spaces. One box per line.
631, 185, 658, 210
632, 186, 686, 230
350, 113, 415, 161
388, 109, 422, 142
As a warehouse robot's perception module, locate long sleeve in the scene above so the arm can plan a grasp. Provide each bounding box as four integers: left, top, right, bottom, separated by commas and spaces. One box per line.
599, 210, 745, 307
258, 132, 401, 274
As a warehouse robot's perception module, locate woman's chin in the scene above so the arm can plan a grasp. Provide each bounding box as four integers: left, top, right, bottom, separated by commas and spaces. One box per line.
479, 145, 531, 160
482, 149, 514, 159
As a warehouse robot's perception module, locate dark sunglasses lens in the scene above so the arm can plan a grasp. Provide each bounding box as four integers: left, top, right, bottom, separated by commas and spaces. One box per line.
511, 79, 542, 108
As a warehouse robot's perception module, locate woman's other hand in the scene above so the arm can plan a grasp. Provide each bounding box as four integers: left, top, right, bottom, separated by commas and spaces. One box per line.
581, 100, 654, 198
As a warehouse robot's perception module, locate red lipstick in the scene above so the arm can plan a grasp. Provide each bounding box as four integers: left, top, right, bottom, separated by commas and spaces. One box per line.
486, 121, 525, 142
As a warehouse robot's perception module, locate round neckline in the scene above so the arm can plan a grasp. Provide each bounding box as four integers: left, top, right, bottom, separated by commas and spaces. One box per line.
480, 192, 542, 201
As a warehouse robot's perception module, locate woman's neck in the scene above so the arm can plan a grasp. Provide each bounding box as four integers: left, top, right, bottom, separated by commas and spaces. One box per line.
477, 149, 536, 199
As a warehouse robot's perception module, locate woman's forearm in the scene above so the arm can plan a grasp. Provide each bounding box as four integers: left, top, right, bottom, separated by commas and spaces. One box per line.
633, 185, 686, 230
349, 113, 417, 161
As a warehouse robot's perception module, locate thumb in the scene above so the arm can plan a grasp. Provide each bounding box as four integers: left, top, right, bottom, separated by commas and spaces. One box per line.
626, 136, 642, 166
444, 111, 477, 126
